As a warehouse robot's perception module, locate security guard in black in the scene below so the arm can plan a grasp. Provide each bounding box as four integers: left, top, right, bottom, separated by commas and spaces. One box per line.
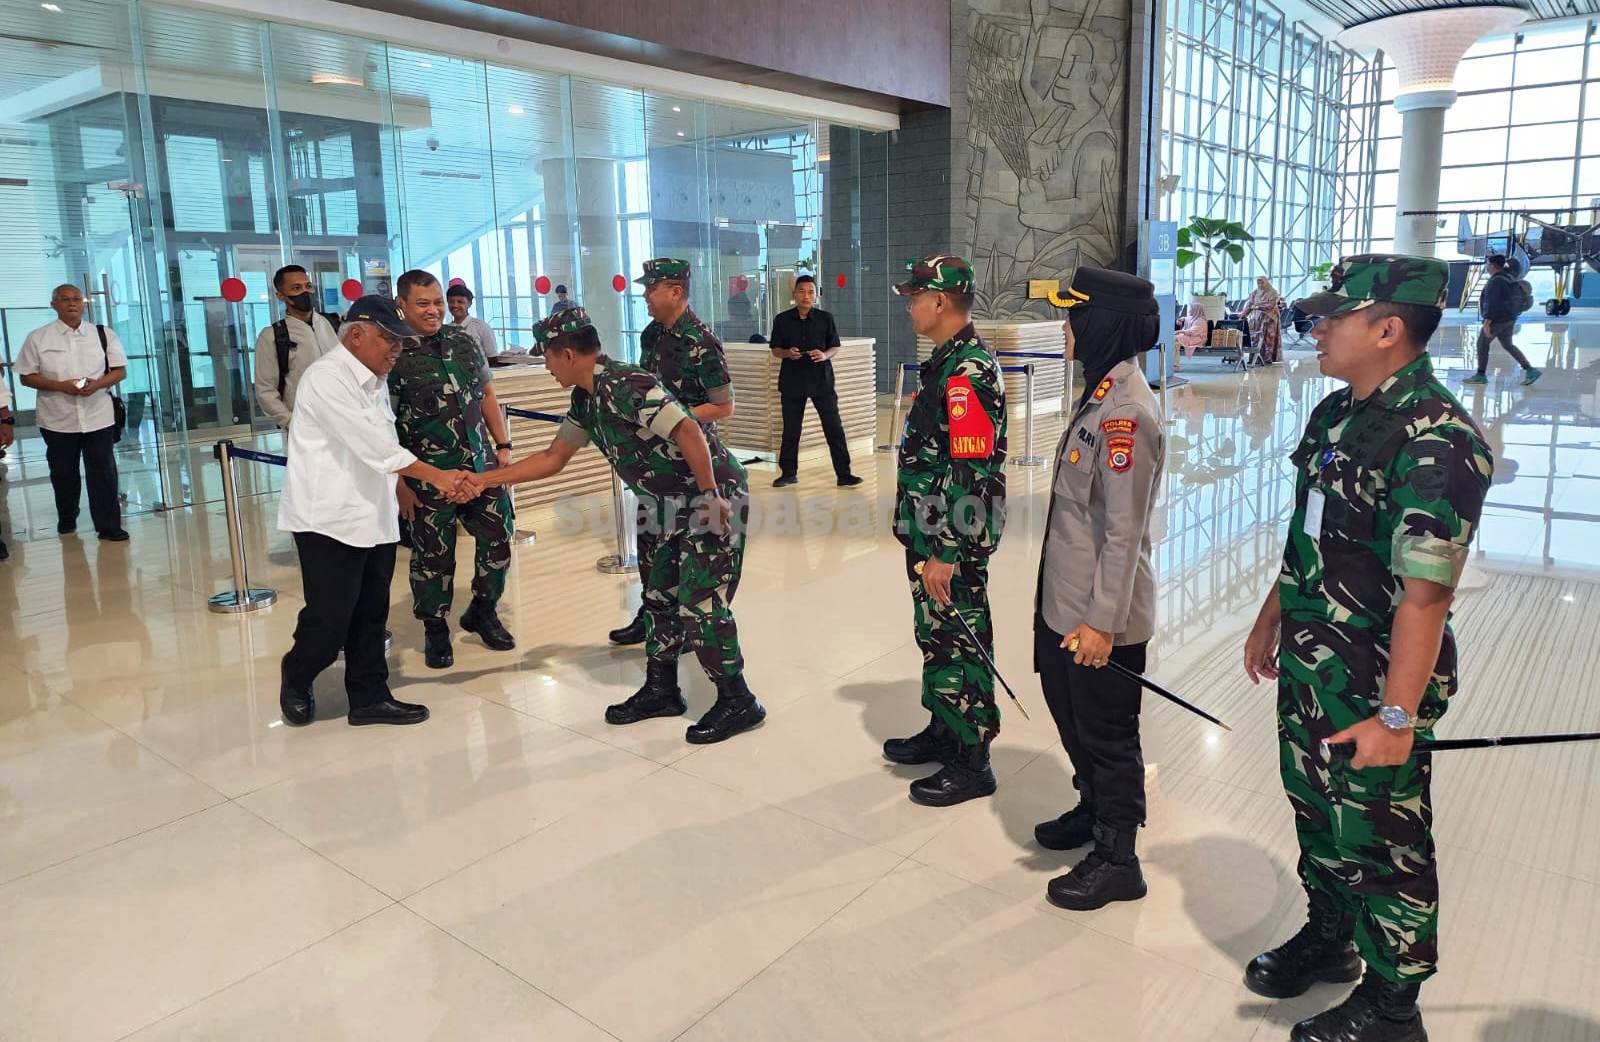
769, 276, 857, 485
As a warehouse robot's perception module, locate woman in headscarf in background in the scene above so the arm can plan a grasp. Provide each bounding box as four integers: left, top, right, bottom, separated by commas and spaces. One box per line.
1243, 275, 1282, 364
1174, 301, 1208, 370
1033, 266, 1165, 913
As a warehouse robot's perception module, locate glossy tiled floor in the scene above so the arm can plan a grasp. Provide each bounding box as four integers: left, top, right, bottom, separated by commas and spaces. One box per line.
4, 318, 1600, 1041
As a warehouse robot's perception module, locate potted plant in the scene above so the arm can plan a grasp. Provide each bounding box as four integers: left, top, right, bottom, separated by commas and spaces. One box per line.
1176, 216, 1254, 320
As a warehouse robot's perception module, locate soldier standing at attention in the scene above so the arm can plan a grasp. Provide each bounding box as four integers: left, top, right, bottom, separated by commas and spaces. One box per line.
882, 255, 1008, 807
391, 269, 518, 669
607, 258, 735, 651
465, 308, 764, 745
1241, 255, 1493, 1042
1032, 267, 1165, 911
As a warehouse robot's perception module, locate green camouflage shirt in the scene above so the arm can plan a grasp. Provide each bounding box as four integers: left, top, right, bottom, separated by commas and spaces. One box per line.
389, 324, 493, 472
894, 323, 1008, 562
556, 355, 746, 501
638, 308, 733, 410
1280, 353, 1493, 633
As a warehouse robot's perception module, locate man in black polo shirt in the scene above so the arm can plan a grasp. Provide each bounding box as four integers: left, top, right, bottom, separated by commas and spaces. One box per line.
770, 275, 861, 487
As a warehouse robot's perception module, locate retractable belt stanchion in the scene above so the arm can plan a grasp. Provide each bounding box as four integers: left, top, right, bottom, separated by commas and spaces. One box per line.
596, 475, 639, 575
879, 363, 909, 453
208, 439, 279, 614
500, 403, 537, 546
1002, 364, 1043, 467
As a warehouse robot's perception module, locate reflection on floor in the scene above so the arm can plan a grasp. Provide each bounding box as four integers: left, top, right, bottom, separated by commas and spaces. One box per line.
3, 320, 1600, 1041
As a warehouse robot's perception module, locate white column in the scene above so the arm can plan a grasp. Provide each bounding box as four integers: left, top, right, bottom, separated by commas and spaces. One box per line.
1393, 91, 1455, 256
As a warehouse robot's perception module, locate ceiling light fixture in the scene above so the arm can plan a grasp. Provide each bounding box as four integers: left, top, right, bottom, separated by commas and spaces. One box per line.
311, 73, 364, 87
672, 106, 681, 113
41, 2, 62, 10
418, 61, 432, 68
676, 131, 685, 137
507, 104, 525, 116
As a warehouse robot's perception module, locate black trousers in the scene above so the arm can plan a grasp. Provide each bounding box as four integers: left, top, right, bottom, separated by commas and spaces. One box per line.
1034, 615, 1148, 831
1476, 319, 1533, 374
283, 532, 396, 712
41, 425, 121, 533
778, 388, 853, 479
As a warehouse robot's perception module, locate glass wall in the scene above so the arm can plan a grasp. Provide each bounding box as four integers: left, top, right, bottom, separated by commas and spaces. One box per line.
0, 0, 875, 536
1160, 0, 1378, 303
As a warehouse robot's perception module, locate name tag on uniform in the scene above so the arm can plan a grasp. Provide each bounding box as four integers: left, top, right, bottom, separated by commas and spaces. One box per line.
1303, 489, 1326, 540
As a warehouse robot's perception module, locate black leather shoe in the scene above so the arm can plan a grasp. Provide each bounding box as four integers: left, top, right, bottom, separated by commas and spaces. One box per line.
348, 698, 430, 726
836, 474, 864, 487
685, 675, 766, 744
0, 539, 9, 562
908, 740, 996, 807
1046, 823, 1148, 910
606, 659, 687, 724
279, 662, 314, 727
1291, 971, 1427, 1042
883, 712, 956, 766
97, 528, 130, 542
460, 598, 515, 650
57, 519, 77, 534
1035, 803, 1095, 851
772, 473, 798, 488
423, 619, 453, 669
608, 606, 648, 646
1246, 890, 1363, 999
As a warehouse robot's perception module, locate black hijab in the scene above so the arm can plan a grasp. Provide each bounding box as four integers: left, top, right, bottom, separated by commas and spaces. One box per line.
1066, 266, 1161, 405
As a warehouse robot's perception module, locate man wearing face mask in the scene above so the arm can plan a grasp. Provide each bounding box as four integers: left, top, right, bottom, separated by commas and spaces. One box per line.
254, 265, 342, 429
1032, 266, 1165, 911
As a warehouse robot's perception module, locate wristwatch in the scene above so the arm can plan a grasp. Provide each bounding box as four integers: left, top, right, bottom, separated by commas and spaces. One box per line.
0, 417, 14, 426
1377, 705, 1415, 732
495, 441, 512, 451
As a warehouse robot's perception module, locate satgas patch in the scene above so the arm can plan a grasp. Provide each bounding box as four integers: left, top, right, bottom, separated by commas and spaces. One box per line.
946, 374, 994, 459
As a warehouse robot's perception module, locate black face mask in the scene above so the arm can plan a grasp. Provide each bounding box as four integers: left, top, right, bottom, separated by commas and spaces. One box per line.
286, 291, 315, 312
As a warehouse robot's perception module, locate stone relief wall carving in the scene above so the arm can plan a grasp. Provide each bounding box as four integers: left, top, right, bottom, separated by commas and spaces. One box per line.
958, 0, 1129, 318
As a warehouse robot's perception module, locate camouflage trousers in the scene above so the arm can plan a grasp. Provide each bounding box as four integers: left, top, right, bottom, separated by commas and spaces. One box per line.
1278, 619, 1451, 983
905, 549, 999, 746
642, 494, 748, 682
405, 479, 514, 620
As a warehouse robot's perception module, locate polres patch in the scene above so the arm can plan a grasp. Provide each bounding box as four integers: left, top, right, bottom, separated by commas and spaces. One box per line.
1100, 417, 1137, 435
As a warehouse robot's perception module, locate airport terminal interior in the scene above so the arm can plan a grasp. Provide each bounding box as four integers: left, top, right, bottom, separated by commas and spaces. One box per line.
3, 0, 1600, 1039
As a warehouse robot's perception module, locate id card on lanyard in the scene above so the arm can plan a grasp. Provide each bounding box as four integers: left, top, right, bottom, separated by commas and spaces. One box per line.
1303, 447, 1336, 540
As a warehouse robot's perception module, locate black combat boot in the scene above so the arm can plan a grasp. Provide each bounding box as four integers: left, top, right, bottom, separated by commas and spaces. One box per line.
882, 712, 958, 766
1035, 802, 1096, 851
1245, 889, 1363, 999
605, 659, 688, 724
1290, 969, 1427, 1042
279, 659, 314, 727
423, 619, 453, 670
685, 674, 767, 744
608, 605, 648, 646
907, 739, 997, 807
460, 597, 515, 650
1046, 822, 1147, 910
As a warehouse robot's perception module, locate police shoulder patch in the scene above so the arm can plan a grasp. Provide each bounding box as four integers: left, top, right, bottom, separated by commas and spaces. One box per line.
1106, 435, 1135, 473
1100, 417, 1137, 435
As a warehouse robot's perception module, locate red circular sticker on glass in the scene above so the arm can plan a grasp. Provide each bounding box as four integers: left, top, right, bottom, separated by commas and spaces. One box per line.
612, 274, 627, 292
341, 279, 364, 301
534, 275, 552, 295
836, 273, 847, 288
220, 277, 247, 303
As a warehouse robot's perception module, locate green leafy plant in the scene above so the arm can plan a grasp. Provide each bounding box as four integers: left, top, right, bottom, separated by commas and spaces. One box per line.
1176, 216, 1254, 296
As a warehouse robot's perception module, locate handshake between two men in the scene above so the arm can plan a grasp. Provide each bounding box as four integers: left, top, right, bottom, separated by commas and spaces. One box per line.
395, 466, 498, 519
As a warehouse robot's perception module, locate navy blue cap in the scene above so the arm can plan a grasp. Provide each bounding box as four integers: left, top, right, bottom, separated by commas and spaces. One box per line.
554, 284, 569, 294
345, 295, 417, 338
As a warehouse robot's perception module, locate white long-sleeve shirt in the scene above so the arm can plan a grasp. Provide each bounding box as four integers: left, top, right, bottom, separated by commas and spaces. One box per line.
278, 346, 417, 548
253, 312, 341, 427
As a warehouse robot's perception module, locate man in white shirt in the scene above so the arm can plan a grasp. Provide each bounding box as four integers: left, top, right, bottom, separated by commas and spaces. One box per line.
446, 283, 499, 360
15, 284, 128, 541
278, 295, 468, 728
0, 381, 12, 561
253, 264, 341, 428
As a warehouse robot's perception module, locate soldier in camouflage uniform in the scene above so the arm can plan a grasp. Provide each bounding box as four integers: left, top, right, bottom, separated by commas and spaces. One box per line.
390, 270, 517, 669
883, 254, 1008, 808
1242, 256, 1493, 1042
607, 258, 736, 648
470, 307, 765, 745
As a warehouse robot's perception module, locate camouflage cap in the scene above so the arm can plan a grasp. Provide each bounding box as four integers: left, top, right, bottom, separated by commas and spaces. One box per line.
894, 254, 975, 296
635, 258, 691, 286
531, 306, 593, 350
1294, 253, 1448, 317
